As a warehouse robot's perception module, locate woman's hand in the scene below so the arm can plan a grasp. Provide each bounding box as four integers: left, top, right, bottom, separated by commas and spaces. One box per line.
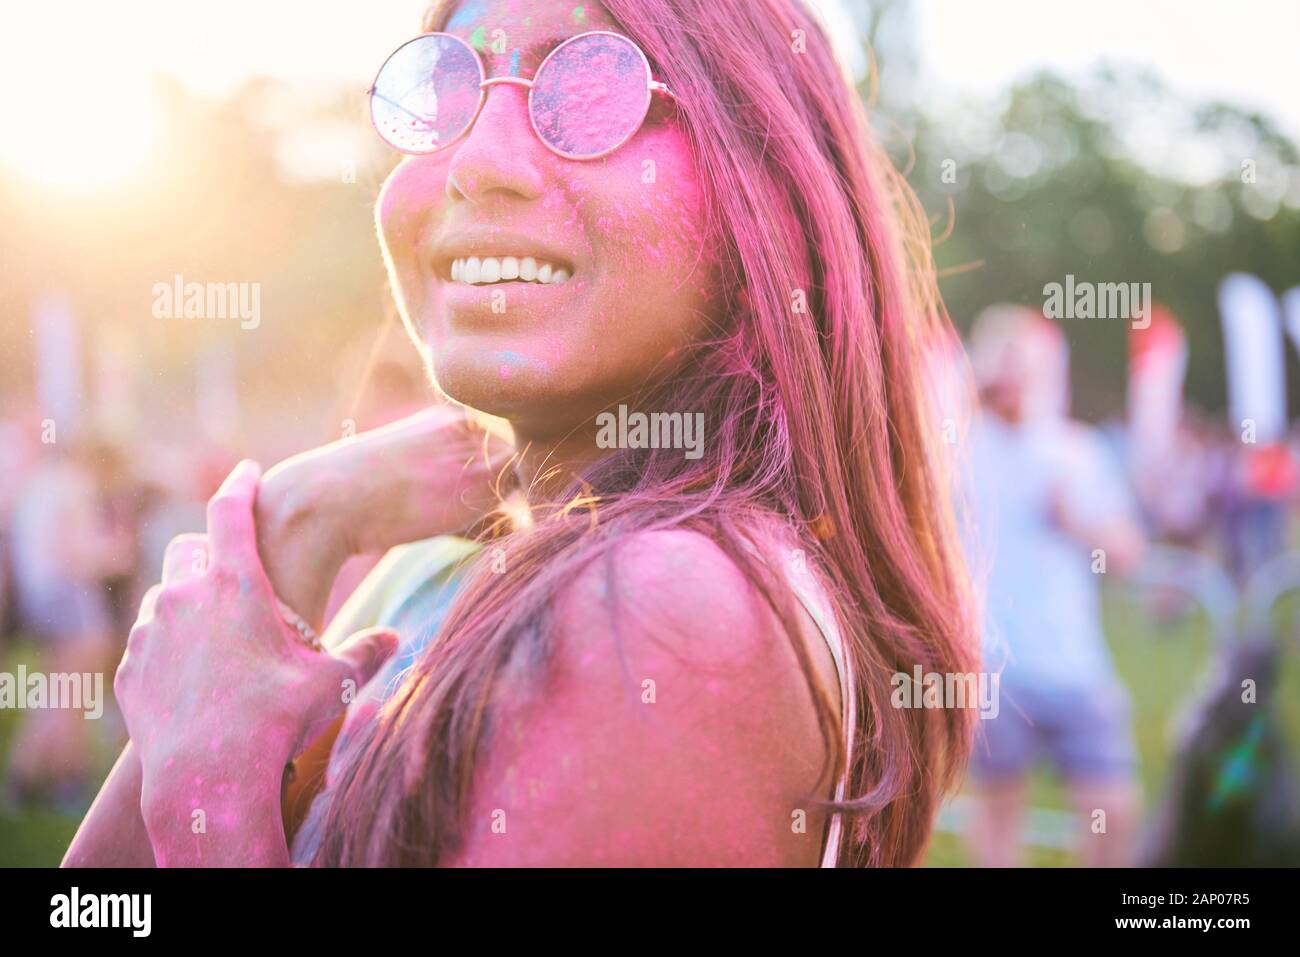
115, 461, 399, 866
254, 404, 515, 631
66, 407, 506, 867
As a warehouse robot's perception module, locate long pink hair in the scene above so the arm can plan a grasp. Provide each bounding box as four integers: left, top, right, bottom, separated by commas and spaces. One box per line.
314, 0, 977, 867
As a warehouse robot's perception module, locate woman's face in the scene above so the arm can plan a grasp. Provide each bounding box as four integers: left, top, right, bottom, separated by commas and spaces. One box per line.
377, 0, 721, 440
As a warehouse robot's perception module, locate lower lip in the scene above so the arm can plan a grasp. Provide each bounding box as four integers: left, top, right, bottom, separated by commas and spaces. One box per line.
437, 277, 580, 323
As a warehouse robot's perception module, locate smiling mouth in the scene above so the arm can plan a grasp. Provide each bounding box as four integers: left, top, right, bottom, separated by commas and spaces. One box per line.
448, 255, 572, 286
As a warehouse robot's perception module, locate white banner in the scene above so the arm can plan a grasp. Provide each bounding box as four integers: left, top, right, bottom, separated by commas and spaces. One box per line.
1218, 272, 1285, 443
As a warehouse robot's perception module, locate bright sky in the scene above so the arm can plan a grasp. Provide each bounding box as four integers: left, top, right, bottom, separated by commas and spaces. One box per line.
0, 0, 1295, 187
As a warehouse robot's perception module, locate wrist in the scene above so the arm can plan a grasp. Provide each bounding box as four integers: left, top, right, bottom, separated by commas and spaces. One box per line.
258, 460, 349, 558
256, 462, 351, 630
141, 746, 290, 866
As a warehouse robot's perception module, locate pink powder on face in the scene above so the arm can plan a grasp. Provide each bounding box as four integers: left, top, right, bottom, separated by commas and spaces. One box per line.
379, 1, 724, 434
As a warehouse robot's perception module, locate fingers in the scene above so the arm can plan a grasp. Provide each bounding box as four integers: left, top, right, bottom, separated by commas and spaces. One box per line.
162, 533, 209, 584
329, 628, 400, 691
134, 534, 208, 631
206, 459, 263, 569
297, 628, 398, 755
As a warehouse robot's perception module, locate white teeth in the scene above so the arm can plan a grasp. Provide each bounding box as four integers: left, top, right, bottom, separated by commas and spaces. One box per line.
448, 255, 569, 285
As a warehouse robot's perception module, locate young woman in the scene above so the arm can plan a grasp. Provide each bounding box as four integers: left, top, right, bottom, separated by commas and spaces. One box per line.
67, 0, 975, 867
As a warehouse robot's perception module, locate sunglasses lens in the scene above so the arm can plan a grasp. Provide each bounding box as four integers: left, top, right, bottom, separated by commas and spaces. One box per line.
371, 34, 483, 152
531, 33, 651, 158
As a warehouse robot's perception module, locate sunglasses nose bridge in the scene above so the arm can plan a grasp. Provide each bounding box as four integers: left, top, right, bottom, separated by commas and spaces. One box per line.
480, 76, 535, 92
467, 74, 540, 150
465, 74, 554, 160
474, 76, 536, 137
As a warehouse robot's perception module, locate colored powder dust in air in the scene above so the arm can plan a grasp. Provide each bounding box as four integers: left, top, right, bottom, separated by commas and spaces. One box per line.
510, 48, 522, 76
573, 6, 587, 26
469, 25, 488, 51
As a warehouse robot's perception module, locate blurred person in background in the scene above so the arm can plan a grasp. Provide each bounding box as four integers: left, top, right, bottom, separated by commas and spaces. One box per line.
6, 436, 134, 803
0, 409, 40, 653
963, 305, 1147, 866
91, 441, 157, 640
134, 438, 242, 584
1139, 409, 1227, 547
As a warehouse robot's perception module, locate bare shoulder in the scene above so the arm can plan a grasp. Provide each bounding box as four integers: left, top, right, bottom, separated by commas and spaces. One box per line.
449, 527, 841, 866
557, 527, 780, 664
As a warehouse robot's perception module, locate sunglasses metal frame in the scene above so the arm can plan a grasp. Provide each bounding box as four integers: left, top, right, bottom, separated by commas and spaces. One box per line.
368, 30, 676, 161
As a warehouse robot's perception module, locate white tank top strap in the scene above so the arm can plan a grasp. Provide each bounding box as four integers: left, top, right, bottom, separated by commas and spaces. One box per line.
782, 564, 856, 868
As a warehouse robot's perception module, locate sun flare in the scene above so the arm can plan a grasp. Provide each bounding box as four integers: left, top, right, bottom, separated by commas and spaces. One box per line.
0, 8, 159, 189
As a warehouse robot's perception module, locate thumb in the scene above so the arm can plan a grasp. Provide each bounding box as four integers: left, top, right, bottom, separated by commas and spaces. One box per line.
331, 627, 400, 689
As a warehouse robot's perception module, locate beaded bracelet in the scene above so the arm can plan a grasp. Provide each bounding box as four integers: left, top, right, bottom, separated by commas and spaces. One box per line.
274, 596, 324, 653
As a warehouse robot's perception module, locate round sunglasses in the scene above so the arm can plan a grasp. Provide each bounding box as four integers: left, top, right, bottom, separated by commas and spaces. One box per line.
369, 30, 676, 161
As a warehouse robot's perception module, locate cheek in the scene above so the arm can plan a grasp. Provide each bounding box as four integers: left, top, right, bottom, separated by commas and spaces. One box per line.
585, 130, 721, 334
377, 160, 450, 267
602, 131, 710, 261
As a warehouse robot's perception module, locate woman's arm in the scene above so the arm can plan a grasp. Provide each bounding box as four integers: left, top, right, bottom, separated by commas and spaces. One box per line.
142, 748, 290, 868
64, 407, 512, 867
62, 742, 153, 867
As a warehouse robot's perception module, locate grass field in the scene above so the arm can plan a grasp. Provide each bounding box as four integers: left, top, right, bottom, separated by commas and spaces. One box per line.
3, 586, 1298, 866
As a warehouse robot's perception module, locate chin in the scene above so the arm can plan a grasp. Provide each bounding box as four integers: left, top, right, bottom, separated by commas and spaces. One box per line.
429, 338, 589, 428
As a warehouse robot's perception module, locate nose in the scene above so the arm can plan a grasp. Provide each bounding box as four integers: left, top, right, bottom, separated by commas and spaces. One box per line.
445, 81, 547, 204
